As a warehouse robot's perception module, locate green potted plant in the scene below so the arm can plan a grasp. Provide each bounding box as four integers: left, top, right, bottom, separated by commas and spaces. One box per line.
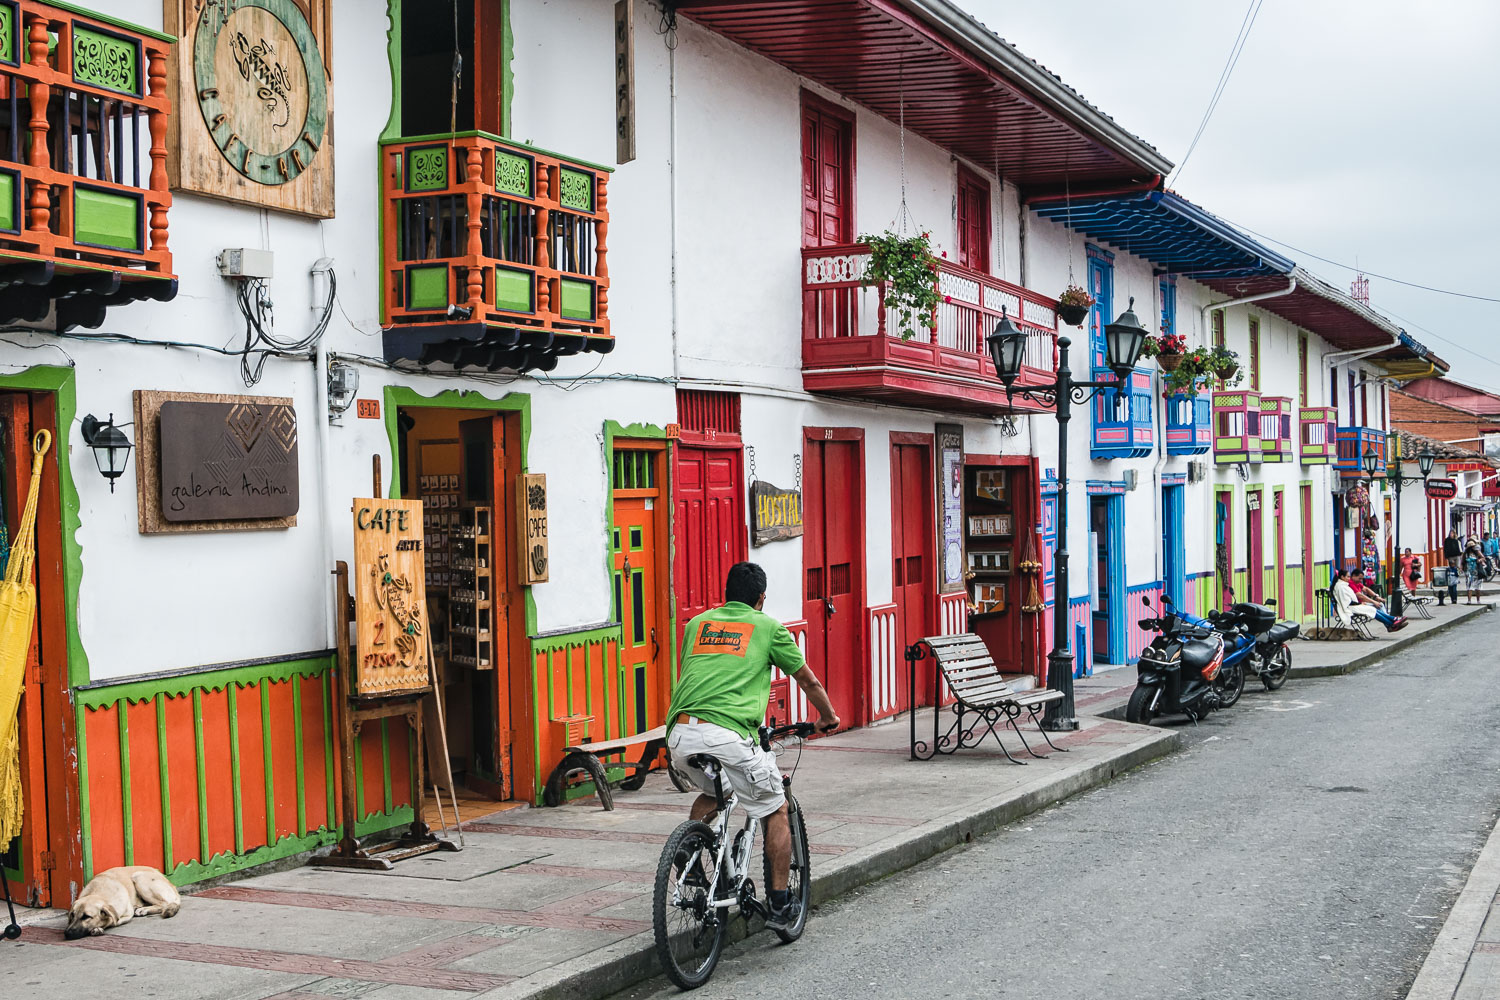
859, 229, 940, 340
1163, 345, 1215, 395
1210, 344, 1242, 384
1056, 284, 1094, 326
1140, 331, 1189, 373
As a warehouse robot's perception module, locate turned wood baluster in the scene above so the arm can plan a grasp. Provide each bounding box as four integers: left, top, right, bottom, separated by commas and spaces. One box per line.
594, 174, 608, 322
147, 45, 171, 262
534, 164, 551, 315
464, 141, 484, 312
26, 18, 50, 234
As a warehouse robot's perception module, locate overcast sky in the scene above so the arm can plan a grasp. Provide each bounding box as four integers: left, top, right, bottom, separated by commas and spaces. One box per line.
970, 0, 1500, 392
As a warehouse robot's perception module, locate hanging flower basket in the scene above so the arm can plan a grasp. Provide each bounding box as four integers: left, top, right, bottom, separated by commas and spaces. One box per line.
1158, 352, 1186, 373
1056, 284, 1094, 327
1216, 362, 1239, 381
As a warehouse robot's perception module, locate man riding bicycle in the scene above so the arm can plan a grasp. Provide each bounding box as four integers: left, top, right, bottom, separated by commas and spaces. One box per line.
666, 562, 839, 932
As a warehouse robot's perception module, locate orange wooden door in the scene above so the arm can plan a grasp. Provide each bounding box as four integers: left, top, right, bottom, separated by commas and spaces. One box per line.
612, 443, 670, 737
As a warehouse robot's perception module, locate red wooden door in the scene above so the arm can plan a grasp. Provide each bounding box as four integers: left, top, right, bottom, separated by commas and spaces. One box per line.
890, 440, 933, 708
1302, 484, 1315, 610
1274, 491, 1286, 608
956, 166, 990, 272
1247, 492, 1264, 603
801, 101, 853, 248
803, 435, 864, 728
673, 444, 745, 645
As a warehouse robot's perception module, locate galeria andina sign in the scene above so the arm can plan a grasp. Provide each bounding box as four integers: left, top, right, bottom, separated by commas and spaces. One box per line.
352, 498, 431, 697
750, 480, 803, 546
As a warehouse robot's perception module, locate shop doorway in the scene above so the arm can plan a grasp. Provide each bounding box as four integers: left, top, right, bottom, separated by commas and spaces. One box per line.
0, 391, 69, 908
1089, 494, 1124, 665
1162, 484, 1186, 606
1246, 490, 1264, 603
964, 458, 1037, 679
396, 406, 529, 804
1216, 490, 1234, 608
611, 443, 673, 738
1273, 490, 1286, 608
1302, 484, 1316, 612
803, 431, 864, 728
890, 435, 933, 708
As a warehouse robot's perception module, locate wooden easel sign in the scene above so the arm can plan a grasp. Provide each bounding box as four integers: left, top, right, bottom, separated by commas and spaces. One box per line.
352, 498, 431, 697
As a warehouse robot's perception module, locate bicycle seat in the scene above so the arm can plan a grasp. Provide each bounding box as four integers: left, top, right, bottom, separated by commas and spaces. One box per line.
685, 753, 718, 771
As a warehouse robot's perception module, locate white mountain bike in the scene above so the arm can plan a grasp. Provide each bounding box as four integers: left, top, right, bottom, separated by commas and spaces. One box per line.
651, 721, 815, 990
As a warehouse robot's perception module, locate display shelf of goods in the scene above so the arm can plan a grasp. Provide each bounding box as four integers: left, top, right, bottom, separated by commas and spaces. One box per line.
449, 506, 494, 669
964, 466, 1015, 618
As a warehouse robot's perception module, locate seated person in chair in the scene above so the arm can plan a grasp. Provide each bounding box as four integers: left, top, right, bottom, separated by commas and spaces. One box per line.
1348, 568, 1407, 632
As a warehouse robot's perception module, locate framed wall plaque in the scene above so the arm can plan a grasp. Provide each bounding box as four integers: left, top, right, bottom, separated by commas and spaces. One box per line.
165, 0, 335, 217
134, 389, 298, 533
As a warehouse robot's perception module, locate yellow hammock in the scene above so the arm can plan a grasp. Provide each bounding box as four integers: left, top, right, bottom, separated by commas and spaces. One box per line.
0, 430, 51, 849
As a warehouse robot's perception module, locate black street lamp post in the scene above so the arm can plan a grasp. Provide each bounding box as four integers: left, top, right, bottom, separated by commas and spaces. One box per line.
1365, 441, 1435, 618
986, 299, 1150, 730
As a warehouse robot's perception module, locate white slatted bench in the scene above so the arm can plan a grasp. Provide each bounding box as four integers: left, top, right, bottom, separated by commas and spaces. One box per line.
906, 633, 1067, 764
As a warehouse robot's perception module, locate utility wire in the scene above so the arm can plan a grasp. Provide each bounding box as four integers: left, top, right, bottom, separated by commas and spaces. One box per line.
1172, 0, 1264, 185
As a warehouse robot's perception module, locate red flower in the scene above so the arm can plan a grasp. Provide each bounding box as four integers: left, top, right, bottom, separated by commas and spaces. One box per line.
943, 295, 952, 303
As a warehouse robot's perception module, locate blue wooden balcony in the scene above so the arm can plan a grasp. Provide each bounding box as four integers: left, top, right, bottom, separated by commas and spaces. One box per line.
1335, 426, 1386, 478
1090, 368, 1154, 460
1164, 389, 1211, 456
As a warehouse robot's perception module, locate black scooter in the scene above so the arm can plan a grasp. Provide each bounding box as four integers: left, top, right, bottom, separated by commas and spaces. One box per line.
1126, 596, 1227, 726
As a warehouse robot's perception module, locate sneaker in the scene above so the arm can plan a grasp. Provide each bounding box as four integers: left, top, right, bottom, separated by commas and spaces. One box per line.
1388, 617, 1409, 632
765, 897, 802, 931
674, 851, 708, 889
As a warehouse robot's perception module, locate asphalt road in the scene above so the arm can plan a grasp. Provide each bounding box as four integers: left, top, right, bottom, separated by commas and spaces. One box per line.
616, 609, 1500, 1000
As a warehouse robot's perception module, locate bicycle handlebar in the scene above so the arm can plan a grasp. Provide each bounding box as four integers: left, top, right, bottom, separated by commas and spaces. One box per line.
759, 721, 816, 751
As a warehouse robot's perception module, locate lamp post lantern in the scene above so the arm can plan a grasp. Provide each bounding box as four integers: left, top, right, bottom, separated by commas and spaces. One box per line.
987, 298, 1149, 730
1376, 434, 1436, 617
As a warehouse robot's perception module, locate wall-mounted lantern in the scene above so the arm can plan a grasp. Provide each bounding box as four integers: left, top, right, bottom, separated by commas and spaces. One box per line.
80, 414, 133, 492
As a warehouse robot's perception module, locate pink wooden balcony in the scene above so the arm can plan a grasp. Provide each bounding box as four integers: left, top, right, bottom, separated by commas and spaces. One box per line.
801, 243, 1058, 414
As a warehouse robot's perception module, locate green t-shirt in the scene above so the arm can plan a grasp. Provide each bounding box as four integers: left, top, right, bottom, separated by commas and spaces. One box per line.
666, 602, 807, 739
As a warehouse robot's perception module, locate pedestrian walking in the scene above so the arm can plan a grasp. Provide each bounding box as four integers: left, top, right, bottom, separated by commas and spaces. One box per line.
1466, 536, 1485, 604
1444, 529, 1463, 605
1400, 547, 1421, 595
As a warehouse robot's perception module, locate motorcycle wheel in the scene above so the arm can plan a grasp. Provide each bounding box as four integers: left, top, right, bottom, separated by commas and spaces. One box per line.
1216, 658, 1246, 709
1263, 645, 1291, 691
1126, 685, 1157, 726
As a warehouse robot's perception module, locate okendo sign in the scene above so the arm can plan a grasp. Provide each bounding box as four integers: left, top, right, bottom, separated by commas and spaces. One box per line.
158, 400, 299, 521
750, 480, 803, 546
1425, 478, 1458, 500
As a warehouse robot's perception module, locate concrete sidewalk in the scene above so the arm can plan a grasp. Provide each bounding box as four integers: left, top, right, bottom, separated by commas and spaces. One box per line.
1407, 813, 1500, 999
2, 704, 1176, 1000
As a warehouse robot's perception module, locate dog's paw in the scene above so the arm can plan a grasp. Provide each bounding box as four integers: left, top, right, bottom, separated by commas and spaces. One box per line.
134, 907, 152, 917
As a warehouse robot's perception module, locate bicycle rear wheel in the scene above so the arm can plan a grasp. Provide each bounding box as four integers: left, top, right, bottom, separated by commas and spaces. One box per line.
763, 793, 811, 943
653, 820, 727, 990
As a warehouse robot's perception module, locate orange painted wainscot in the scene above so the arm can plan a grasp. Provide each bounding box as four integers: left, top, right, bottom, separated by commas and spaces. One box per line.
533, 623, 677, 805
75, 653, 415, 885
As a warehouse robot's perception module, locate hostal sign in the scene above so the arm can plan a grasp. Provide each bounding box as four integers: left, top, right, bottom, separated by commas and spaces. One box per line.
750, 480, 802, 546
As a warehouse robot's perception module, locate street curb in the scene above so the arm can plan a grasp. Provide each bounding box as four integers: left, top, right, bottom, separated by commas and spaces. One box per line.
1288, 605, 1491, 679
479, 727, 1181, 1000
1406, 812, 1500, 999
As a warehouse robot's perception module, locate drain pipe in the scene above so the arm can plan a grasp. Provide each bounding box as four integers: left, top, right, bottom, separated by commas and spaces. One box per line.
1197, 277, 1298, 335
667, 22, 681, 382
314, 334, 336, 649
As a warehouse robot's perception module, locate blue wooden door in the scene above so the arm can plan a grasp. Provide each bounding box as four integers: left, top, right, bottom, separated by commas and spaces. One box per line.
1163, 485, 1186, 606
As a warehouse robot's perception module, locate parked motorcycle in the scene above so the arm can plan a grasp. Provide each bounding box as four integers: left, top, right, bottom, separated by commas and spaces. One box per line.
1126, 596, 1227, 725
1171, 596, 1297, 693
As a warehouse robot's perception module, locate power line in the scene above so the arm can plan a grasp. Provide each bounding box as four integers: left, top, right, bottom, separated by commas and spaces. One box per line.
1221, 220, 1500, 304
1173, 0, 1264, 184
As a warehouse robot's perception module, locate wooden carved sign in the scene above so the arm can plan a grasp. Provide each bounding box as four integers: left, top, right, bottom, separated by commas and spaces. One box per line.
750, 480, 803, 546
165, 0, 335, 217
352, 498, 431, 698
518, 473, 549, 584
158, 400, 299, 521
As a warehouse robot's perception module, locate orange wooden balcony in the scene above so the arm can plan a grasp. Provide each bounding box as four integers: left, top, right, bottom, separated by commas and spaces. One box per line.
0, 0, 176, 326
380, 131, 612, 372
801, 243, 1057, 414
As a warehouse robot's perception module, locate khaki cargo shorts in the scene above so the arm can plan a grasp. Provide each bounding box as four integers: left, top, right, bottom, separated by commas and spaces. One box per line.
668, 720, 785, 820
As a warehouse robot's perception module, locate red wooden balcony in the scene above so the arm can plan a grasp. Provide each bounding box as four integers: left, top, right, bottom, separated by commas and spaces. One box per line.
0, 1, 177, 327
801, 243, 1057, 414
380, 131, 612, 372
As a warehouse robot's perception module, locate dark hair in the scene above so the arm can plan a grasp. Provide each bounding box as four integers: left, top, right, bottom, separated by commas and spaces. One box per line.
1331, 568, 1346, 582
725, 562, 768, 605
1350, 567, 1365, 578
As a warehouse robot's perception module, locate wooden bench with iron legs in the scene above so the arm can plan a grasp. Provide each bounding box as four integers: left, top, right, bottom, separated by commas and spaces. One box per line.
907, 633, 1067, 764
542, 724, 677, 810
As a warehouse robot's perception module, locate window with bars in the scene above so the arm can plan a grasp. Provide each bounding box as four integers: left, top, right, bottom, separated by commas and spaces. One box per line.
612, 449, 657, 491
676, 389, 741, 439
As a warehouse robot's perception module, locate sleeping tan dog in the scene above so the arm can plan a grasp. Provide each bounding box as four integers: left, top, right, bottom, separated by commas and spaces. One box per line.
65, 866, 180, 939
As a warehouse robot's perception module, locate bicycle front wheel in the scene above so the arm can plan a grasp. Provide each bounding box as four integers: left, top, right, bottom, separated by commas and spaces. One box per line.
763, 792, 812, 943
653, 820, 727, 990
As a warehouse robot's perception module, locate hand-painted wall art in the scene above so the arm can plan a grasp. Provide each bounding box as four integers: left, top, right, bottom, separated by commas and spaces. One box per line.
165, 0, 335, 217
